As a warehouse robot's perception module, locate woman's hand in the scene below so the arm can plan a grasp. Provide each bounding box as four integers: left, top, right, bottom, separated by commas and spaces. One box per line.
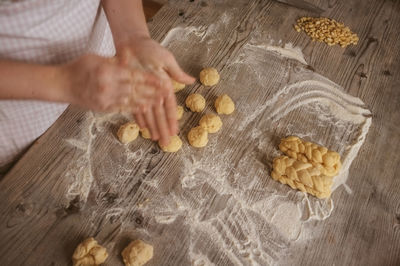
61, 54, 163, 113
116, 35, 195, 145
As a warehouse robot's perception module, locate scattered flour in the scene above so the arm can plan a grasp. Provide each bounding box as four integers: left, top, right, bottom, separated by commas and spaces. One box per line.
247, 43, 308, 65
62, 21, 371, 265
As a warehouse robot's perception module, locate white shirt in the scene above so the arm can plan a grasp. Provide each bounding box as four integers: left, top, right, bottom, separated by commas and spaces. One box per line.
0, 0, 116, 168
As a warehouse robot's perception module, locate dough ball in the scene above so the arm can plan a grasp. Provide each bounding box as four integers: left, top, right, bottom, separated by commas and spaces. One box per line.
188, 126, 208, 148
159, 135, 182, 152
215, 94, 235, 115
177, 105, 184, 120
199, 67, 220, 86
121, 240, 153, 266
72, 237, 108, 266
185, 93, 205, 112
140, 128, 151, 139
199, 114, 222, 133
172, 79, 185, 93
117, 122, 140, 144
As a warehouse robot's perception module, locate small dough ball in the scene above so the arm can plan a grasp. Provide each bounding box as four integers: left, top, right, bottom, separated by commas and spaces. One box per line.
159, 135, 182, 152
199, 67, 220, 86
72, 237, 108, 266
177, 105, 184, 120
140, 128, 151, 139
185, 93, 205, 112
117, 122, 140, 144
121, 240, 153, 266
172, 79, 185, 92
199, 114, 222, 133
215, 94, 235, 115
188, 126, 208, 148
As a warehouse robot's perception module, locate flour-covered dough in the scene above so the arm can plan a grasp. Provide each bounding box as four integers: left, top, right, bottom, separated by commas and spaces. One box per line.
279, 136, 342, 176
72, 237, 108, 266
121, 240, 153, 266
271, 156, 333, 199
188, 126, 208, 147
199, 114, 222, 133
199, 67, 220, 86
117, 122, 140, 144
159, 135, 182, 152
185, 93, 205, 112
139, 128, 151, 139
172, 79, 185, 93
177, 105, 184, 120
215, 94, 235, 115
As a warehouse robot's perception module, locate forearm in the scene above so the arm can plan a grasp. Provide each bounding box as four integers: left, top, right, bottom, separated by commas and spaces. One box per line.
0, 60, 68, 102
102, 0, 150, 46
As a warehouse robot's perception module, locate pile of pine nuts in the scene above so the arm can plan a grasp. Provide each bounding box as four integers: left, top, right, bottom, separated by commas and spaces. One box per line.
294, 17, 359, 47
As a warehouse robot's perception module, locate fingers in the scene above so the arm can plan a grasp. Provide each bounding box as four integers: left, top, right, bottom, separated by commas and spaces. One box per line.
164, 92, 178, 135
142, 72, 171, 96
144, 108, 159, 141
135, 113, 147, 129
164, 55, 196, 85
154, 99, 171, 146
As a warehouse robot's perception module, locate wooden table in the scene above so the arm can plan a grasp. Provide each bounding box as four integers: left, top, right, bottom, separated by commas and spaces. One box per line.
1, 0, 399, 265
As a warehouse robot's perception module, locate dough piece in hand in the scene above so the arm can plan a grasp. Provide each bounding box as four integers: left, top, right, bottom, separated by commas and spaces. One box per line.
140, 128, 151, 139
279, 136, 341, 176
185, 93, 205, 112
172, 79, 185, 93
215, 94, 235, 115
117, 122, 139, 144
271, 156, 333, 199
121, 240, 153, 266
199, 114, 222, 133
188, 126, 208, 147
199, 67, 220, 86
72, 237, 108, 266
159, 135, 182, 152
177, 105, 184, 120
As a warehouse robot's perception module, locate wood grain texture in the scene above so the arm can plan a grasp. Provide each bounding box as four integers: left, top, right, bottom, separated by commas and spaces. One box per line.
0, 0, 399, 265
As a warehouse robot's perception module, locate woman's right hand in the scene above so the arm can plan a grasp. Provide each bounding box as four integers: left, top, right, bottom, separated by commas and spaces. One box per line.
61, 54, 164, 113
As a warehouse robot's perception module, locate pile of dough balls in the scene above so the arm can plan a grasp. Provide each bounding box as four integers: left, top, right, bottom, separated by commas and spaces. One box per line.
116, 67, 236, 151
72, 238, 153, 266
184, 67, 235, 149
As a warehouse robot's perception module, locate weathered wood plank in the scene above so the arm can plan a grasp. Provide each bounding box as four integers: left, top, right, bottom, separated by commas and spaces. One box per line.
0, 0, 399, 265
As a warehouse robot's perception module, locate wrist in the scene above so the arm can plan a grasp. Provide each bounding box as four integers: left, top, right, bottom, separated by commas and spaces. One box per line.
114, 30, 151, 47
53, 64, 75, 104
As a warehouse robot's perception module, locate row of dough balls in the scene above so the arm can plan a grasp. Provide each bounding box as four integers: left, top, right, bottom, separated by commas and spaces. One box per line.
72, 237, 153, 266
185, 93, 235, 115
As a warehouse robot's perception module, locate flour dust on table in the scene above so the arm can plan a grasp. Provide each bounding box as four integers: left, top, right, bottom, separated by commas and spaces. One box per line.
60, 18, 371, 265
